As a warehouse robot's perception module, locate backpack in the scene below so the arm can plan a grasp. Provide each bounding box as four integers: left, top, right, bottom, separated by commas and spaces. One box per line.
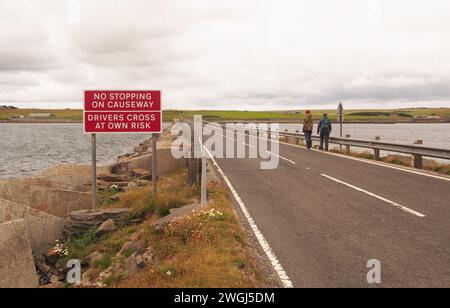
321, 118, 330, 133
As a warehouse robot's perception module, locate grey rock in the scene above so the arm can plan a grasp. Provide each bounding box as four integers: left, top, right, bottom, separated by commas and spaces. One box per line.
117, 241, 146, 257
95, 219, 116, 237
63, 208, 130, 237
132, 168, 150, 178
142, 247, 154, 264
124, 252, 144, 275
151, 200, 202, 231
84, 251, 104, 266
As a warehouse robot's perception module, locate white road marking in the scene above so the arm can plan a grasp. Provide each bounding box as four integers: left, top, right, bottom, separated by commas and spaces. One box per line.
203, 146, 294, 288
226, 128, 450, 182
223, 134, 296, 165
313, 147, 450, 182
321, 174, 426, 218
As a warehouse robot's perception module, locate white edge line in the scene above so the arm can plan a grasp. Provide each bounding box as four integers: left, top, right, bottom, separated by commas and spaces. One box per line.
203, 146, 294, 288
321, 174, 426, 218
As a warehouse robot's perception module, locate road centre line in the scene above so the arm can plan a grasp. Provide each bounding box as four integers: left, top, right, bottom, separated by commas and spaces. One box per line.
321, 174, 426, 218
219, 127, 450, 182
221, 133, 296, 165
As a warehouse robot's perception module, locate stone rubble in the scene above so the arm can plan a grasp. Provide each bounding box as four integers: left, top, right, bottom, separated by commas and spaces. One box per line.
0, 124, 191, 288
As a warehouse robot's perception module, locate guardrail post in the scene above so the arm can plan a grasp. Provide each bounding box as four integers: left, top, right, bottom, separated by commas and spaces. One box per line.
413, 154, 423, 169
345, 134, 351, 155
413, 140, 423, 169
374, 136, 381, 161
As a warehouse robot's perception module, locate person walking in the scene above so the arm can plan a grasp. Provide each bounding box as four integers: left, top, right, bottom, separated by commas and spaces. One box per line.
302, 110, 313, 150
317, 113, 332, 151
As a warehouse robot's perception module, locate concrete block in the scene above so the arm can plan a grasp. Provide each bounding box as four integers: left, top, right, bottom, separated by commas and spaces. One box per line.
0, 181, 92, 218
109, 148, 185, 178
0, 219, 39, 288
8, 177, 91, 193
0, 199, 64, 254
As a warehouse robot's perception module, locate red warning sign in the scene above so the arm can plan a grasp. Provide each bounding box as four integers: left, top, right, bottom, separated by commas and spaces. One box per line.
84, 90, 162, 133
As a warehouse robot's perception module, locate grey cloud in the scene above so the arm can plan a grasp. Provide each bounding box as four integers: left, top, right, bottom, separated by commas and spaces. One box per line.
0, 0, 450, 109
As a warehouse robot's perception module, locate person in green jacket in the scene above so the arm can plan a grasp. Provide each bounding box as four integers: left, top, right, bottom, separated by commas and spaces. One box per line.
302, 110, 313, 150
317, 113, 332, 151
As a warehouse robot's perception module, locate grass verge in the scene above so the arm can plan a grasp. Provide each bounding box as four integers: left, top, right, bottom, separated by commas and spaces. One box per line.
60, 169, 265, 288
119, 181, 264, 288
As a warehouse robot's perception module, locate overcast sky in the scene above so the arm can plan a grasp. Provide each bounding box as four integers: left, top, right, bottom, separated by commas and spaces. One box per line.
1, 0, 449, 110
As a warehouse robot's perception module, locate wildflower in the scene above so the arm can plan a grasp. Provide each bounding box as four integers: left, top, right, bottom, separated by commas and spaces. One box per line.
166, 271, 172, 276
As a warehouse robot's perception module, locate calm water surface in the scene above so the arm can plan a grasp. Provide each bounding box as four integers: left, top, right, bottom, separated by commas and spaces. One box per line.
0, 123, 169, 179
0, 123, 449, 178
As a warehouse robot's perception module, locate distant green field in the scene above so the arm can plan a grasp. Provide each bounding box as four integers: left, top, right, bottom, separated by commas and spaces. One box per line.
1, 108, 449, 123
0, 109, 83, 121
165, 108, 450, 122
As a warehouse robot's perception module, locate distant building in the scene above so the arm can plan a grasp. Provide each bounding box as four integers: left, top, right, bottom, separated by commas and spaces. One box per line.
9, 115, 25, 119
29, 113, 55, 118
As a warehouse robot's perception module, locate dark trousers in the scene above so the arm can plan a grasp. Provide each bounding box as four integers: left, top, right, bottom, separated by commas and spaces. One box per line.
304, 131, 312, 149
320, 132, 330, 151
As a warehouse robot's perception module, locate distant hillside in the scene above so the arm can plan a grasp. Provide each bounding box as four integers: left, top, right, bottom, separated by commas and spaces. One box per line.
0, 105, 18, 110
1, 107, 449, 123
164, 108, 450, 123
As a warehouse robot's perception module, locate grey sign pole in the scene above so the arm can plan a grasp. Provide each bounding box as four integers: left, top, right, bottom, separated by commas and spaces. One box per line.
337, 102, 344, 152
91, 133, 97, 211
338, 102, 344, 138
152, 133, 157, 197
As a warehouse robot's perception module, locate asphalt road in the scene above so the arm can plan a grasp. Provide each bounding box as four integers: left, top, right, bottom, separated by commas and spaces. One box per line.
211, 132, 450, 288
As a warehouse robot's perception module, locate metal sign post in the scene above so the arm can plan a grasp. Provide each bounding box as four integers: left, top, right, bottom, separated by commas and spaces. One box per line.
152, 133, 157, 197
337, 102, 344, 138
91, 133, 97, 211
337, 102, 344, 152
84, 89, 162, 203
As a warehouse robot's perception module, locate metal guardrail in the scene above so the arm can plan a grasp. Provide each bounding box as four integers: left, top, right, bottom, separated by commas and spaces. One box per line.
217, 123, 450, 169
275, 131, 450, 168
200, 121, 450, 169
279, 131, 450, 158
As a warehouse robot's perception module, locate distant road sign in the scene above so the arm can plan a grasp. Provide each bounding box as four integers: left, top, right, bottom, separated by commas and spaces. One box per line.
337, 102, 345, 123
84, 90, 162, 133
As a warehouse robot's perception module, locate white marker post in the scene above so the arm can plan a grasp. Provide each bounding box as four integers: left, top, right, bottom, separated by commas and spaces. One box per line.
91, 133, 97, 211
200, 137, 207, 206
